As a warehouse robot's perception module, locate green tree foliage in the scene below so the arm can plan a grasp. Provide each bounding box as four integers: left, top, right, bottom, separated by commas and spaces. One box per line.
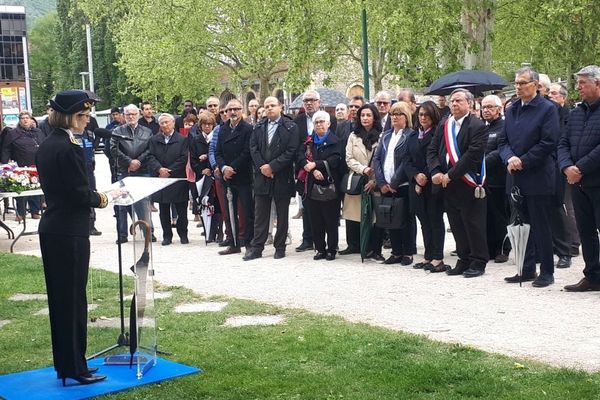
494, 0, 600, 89
28, 12, 59, 114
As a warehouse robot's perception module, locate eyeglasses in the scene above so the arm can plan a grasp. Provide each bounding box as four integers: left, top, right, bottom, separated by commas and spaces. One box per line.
390, 113, 405, 117
481, 105, 500, 110
303, 98, 318, 103
227, 107, 242, 113
124, 113, 138, 117
348, 105, 360, 109
376, 101, 390, 105
514, 80, 534, 86
314, 120, 328, 124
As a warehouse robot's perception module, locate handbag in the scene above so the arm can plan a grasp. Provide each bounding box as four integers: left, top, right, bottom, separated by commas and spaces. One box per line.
373, 194, 407, 229
340, 172, 365, 195
340, 150, 375, 195
310, 161, 337, 201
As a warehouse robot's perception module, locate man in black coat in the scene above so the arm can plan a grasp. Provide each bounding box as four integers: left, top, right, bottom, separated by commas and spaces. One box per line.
558, 65, 600, 292
110, 104, 154, 243
499, 66, 560, 288
148, 113, 189, 245
481, 95, 510, 263
293, 90, 337, 252
427, 88, 488, 278
216, 98, 254, 255
244, 97, 299, 260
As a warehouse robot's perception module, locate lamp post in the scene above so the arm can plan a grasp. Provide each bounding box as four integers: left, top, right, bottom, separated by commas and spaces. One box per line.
361, 4, 370, 100
79, 72, 89, 91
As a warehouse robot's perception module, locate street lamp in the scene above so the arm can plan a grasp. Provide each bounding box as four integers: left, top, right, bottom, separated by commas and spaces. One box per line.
79, 72, 89, 91
361, 3, 370, 100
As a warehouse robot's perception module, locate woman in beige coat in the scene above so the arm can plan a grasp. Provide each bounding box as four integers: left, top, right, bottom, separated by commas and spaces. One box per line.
340, 103, 382, 259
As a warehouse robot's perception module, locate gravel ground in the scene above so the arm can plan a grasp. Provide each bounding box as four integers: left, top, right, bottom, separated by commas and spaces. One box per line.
2, 154, 599, 372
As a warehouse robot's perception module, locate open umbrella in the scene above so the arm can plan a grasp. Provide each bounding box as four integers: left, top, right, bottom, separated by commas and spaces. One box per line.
360, 190, 374, 262
506, 186, 530, 287
129, 220, 152, 366
426, 70, 508, 95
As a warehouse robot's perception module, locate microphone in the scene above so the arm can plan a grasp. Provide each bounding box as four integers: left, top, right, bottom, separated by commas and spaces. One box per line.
94, 128, 133, 141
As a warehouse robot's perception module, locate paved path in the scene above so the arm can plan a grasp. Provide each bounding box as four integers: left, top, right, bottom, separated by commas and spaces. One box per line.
2, 155, 599, 371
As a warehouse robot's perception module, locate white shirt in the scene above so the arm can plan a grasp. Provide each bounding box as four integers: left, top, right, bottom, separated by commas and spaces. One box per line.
445, 114, 468, 164
381, 114, 388, 130
383, 129, 405, 183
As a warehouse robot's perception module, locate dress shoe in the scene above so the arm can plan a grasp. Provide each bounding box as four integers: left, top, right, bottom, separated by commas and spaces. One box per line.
151, 235, 157, 243
180, 236, 189, 244
171, 218, 178, 227
325, 252, 336, 261
87, 367, 99, 374
274, 249, 286, 259
532, 274, 554, 288
494, 254, 509, 263
564, 278, 600, 292
400, 256, 413, 266
429, 263, 449, 273
219, 238, 233, 247
413, 261, 431, 269
161, 238, 172, 246
446, 261, 468, 276
383, 239, 392, 249
504, 273, 537, 283
383, 255, 403, 265
556, 255, 571, 269
31, 213, 41, 219
219, 246, 241, 255
61, 373, 106, 386
295, 242, 314, 252
313, 252, 327, 260
89, 227, 102, 236
450, 250, 458, 257
243, 251, 262, 261
116, 237, 128, 244
570, 247, 580, 257
462, 268, 485, 278
339, 247, 359, 255
365, 251, 385, 262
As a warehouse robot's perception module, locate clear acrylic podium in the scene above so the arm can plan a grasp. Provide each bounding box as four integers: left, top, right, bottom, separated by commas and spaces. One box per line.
99, 176, 185, 378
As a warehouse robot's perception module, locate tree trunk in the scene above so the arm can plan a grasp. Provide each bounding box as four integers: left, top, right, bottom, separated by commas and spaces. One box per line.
461, 0, 496, 70
258, 76, 271, 103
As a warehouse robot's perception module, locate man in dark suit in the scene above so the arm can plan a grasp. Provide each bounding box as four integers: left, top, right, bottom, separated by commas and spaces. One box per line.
558, 65, 600, 292
499, 66, 560, 287
148, 113, 190, 245
427, 88, 488, 278
244, 97, 299, 260
375, 91, 392, 132
293, 90, 337, 252
216, 98, 254, 255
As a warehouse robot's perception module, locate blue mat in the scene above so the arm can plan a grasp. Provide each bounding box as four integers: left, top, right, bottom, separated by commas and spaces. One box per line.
0, 356, 202, 400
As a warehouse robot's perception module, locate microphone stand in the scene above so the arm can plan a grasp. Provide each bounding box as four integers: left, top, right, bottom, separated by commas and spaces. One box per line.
88, 135, 130, 360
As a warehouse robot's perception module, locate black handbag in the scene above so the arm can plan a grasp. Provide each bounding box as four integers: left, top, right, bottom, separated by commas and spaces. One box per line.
340, 172, 365, 195
310, 161, 337, 201
373, 194, 407, 229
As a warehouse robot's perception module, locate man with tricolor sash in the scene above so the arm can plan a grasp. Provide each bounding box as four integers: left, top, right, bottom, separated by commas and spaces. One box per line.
427, 88, 489, 278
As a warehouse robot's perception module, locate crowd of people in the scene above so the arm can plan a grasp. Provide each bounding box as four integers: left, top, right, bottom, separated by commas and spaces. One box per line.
3, 65, 600, 295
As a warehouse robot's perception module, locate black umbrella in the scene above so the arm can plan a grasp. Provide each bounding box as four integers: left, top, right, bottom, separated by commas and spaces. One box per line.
426, 70, 508, 96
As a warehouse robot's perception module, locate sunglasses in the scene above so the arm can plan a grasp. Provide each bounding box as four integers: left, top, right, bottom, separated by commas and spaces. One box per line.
227, 107, 242, 112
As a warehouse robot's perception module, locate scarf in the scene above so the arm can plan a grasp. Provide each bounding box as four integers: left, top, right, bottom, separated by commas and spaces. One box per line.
312, 129, 331, 145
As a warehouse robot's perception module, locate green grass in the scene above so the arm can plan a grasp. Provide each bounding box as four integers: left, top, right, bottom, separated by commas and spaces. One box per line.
1, 252, 600, 399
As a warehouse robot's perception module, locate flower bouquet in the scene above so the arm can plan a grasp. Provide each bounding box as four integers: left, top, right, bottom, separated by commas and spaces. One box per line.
0, 162, 41, 193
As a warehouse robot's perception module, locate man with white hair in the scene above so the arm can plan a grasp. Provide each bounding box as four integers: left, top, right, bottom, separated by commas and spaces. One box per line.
374, 91, 392, 131
558, 65, 600, 291
148, 113, 190, 245
481, 95, 509, 263
293, 89, 337, 252
110, 104, 154, 243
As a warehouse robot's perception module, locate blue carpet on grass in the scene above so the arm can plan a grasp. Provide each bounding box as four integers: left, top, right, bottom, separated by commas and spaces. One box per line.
0, 356, 202, 400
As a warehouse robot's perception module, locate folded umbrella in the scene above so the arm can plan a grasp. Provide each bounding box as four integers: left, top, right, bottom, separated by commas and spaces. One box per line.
360, 190, 374, 262
506, 186, 530, 287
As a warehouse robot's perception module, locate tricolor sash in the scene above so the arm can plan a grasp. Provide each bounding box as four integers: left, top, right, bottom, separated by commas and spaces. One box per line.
443, 118, 486, 189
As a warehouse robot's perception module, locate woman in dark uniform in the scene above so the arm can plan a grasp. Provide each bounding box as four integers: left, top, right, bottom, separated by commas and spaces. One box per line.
35, 90, 112, 386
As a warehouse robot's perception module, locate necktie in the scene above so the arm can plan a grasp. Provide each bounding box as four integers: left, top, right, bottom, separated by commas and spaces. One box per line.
268, 121, 277, 144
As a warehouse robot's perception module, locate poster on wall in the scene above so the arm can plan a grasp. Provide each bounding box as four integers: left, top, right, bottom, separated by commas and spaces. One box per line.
18, 87, 26, 111
1, 87, 21, 127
